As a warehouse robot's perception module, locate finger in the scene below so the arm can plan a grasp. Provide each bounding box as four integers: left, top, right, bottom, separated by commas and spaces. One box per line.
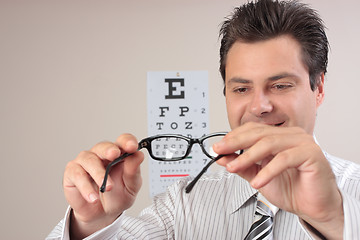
122, 151, 144, 195
98, 134, 140, 193
226, 133, 304, 172
76, 150, 115, 191
213, 122, 270, 153
115, 133, 139, 153
250, 143, 318, 189
63, 161, 100, 204
216, 153, 238, 167
214, 122, 303, 154
90, 141, 121, 161
216, 154, 260, 182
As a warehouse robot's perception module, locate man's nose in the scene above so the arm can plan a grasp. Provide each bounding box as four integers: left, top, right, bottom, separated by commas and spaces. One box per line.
249, 90, 273, 117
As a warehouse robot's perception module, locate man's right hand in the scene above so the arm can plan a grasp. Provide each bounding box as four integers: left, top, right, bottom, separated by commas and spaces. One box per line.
63, 134, 144, 239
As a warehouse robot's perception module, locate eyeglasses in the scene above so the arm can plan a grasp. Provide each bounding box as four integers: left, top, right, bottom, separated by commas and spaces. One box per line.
100, 132, 239, 193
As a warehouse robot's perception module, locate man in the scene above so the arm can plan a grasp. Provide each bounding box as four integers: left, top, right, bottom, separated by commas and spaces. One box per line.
48, 0, 360, 239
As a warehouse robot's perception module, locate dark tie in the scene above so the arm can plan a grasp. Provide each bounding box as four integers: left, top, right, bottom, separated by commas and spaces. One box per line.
244, 194, 278, 240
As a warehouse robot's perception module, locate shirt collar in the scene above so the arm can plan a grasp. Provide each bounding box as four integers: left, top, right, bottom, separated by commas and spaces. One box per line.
228, 173, 257, 215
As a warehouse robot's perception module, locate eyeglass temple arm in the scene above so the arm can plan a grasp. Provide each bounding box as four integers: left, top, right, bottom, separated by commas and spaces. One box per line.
99, 139, 151, 193
99, 152, 135, 193
185, 154, 226, 193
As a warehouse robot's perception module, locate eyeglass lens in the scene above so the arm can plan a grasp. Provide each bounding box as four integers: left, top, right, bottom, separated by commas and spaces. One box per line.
201, 135, 225, 158
151, 137, 189, 160
150, 134, 226, 160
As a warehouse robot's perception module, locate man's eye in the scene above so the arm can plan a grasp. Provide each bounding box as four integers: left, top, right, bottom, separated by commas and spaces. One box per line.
234, 87, 248, 93
273, 84, 292, 90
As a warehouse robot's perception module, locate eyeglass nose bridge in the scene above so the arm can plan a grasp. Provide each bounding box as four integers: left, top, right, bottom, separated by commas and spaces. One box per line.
183, 138, 199, 159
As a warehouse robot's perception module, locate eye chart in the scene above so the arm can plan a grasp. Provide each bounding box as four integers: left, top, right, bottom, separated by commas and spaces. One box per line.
147, 71, 210, 197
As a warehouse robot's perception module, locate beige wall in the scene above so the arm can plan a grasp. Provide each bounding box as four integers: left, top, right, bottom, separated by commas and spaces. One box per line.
0, 0, 359, 239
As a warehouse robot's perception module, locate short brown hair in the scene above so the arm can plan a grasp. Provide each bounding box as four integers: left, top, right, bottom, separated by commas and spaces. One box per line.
219, 0, 329, 91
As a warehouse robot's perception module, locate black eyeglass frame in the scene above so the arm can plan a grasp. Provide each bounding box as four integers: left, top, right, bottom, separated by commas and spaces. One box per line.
100, 132, 240, 193
137, 132, 227, 161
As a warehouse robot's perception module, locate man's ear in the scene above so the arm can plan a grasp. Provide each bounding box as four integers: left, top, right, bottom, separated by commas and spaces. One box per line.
316, 73, 325, 107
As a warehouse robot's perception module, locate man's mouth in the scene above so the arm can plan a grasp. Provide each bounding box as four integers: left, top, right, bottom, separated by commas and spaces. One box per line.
274, 121, 285, 127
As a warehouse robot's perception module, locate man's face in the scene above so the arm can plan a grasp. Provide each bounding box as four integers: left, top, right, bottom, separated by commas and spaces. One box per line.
224, 35, 324, 134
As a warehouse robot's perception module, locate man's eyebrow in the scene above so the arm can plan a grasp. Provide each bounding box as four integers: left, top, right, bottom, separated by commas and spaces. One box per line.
268, 73, 299, 81
227, 73, 300, 84
227, 77, 252, 84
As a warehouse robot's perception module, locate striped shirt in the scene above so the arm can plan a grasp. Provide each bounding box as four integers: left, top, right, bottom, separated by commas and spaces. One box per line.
47, 151, 360, 239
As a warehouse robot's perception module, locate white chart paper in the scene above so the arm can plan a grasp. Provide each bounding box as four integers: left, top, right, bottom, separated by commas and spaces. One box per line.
147, 71, 210, 197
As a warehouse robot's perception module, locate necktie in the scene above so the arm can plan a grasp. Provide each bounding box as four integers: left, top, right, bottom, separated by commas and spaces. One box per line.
244, 193, 278, 240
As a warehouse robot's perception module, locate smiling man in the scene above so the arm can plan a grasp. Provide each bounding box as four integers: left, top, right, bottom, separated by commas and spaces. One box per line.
224, 36, 323, 132
48, 0, 360, 239
214, 34, 342, 238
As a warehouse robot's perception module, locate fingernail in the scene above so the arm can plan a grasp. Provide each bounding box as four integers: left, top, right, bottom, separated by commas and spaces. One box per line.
89, 193, 98, 203
104, 176, 112, 190
213, 140, 225, 150
107, 148, 120, 159
251, 178, 260, 189
226, 162, 233, 171
126, 141, 138, 149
